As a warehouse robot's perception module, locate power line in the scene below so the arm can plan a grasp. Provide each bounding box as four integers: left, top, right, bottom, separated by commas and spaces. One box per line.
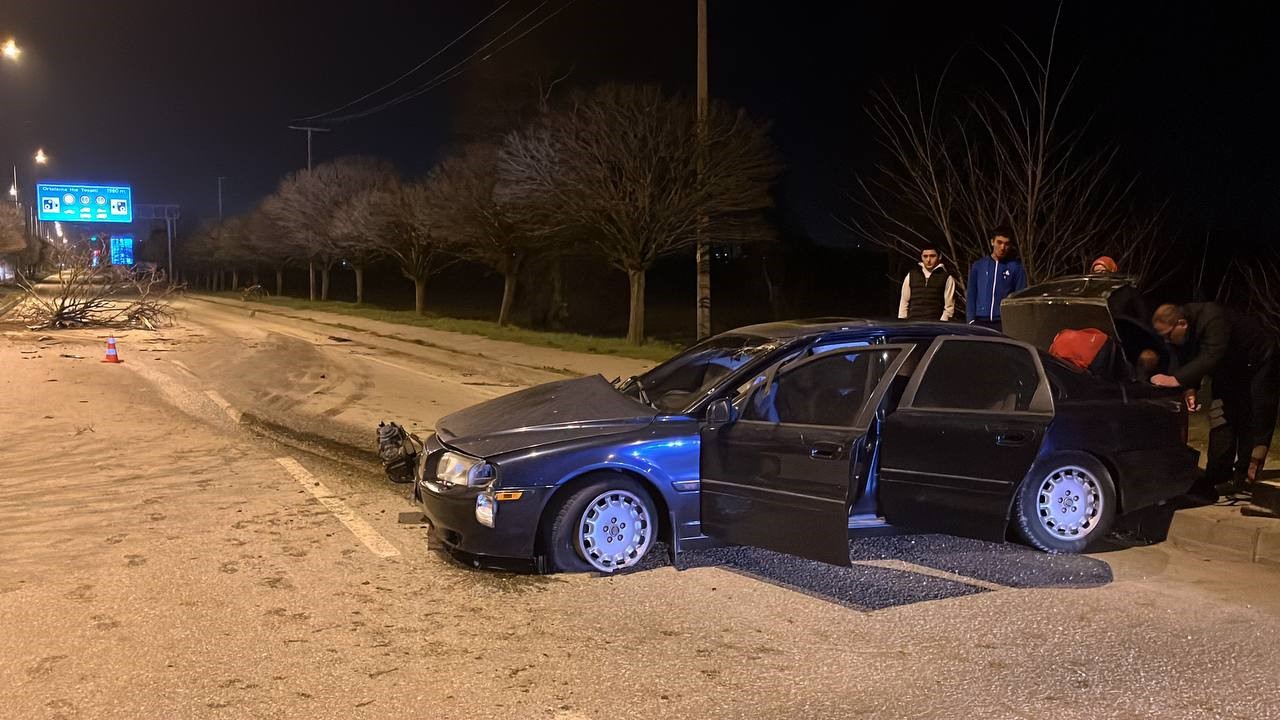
318, 0, 576, 124
294, 1, 511, 122
319, 1, 552, 123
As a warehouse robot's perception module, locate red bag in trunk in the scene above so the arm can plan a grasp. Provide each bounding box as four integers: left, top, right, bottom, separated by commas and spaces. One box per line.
1049, 328, 1110, 372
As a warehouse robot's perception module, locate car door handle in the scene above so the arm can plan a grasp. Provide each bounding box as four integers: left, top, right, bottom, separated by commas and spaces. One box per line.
995, 431, 1032, 447
809, 442, 844, 460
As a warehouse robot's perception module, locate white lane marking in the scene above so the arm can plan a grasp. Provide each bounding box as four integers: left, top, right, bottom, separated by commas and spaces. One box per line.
853, 559, 1010, 592
275, 457, 400, 558
352, 353, 508, 398
170, 359, 196, 377
204, 390, 242, 423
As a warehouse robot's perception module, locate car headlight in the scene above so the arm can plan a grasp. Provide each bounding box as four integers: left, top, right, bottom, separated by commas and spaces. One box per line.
436, 451, 495, 488
475, 492, 496, 528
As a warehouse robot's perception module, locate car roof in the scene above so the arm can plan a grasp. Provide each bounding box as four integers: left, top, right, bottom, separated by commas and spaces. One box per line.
721, 318, 1003, 342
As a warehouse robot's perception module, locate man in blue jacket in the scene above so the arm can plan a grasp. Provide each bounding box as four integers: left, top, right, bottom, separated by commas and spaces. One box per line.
966, 226, 1028, 330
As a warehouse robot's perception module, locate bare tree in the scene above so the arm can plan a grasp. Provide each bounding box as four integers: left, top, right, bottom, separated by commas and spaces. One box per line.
242, 206, 292, 296
1220, 252, 1280, 338
1, 203, 25, 256
214, 216, 256, 291
848, 13, 1170, 295
499, 83, 779, 344
352, 179, 455, 314
264, 156, 395, 301
420, 143, 553, 326
183, 221, 223, 290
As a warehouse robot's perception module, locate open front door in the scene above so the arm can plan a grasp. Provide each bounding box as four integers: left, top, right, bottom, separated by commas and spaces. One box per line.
700, 345, 911, 566
878, 337, 1054, 540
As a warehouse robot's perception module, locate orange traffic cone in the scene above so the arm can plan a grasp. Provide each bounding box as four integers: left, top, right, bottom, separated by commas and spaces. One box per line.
102, 337, 123, 364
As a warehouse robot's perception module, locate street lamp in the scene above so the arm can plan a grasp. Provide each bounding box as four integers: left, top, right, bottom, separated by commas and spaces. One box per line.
2, 38, 20, 61
34, 149, 48, 165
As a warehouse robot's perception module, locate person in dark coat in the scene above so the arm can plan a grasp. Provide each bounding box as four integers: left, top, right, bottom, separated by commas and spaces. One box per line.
898, 246, 957, 321
1151, 302, 1279, 496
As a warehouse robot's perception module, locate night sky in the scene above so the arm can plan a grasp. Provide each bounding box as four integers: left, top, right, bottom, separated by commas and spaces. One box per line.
2, 1, 1275, 261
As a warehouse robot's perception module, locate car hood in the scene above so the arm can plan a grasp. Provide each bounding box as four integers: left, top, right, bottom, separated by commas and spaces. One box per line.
435, 374, 659, 457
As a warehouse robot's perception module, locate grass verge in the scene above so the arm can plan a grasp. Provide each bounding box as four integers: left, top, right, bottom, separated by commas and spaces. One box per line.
210, 293, 683, 363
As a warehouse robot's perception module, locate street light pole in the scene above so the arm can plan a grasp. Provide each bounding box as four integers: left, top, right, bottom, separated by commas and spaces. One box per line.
287, 125, 330, 301
217, 176, 229, 219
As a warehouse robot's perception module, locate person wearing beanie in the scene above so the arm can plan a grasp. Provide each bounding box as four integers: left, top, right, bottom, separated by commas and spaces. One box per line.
1090, 256, 1119, 274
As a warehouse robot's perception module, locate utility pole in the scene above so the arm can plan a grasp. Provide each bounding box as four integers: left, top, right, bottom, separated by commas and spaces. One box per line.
217, 176, 229, 219
288, 125, 330, 301
695, 0, 711, 340
288, 125, 330, 172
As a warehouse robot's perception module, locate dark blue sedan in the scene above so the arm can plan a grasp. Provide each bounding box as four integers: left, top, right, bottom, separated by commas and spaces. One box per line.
405, 312, 1198, 573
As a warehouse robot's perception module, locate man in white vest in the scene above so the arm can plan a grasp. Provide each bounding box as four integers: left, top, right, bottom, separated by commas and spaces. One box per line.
898, 245, 957, 321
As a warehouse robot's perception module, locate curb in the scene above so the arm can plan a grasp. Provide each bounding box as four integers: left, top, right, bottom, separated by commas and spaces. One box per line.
1166, 504, 1280, 565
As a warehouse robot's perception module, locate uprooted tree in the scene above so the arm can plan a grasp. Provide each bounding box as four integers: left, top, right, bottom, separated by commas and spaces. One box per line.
498, 83, 779, 344
847, 13, 1171, 294
15, 247, 178, 330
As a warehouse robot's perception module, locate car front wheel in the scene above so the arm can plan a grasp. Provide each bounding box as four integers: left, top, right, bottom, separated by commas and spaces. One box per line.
546, 475, 657, 573
1014, 452, 1116, 553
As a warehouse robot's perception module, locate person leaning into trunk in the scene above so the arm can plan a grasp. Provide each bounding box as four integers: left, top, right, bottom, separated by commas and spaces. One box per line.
966, 226, 1027, 331
898, 246, 957, 321
1151, 302, 1279, 498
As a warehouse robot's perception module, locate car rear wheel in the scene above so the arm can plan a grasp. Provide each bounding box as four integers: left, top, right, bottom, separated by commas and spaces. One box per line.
546, 476, 657, 573
1014, 453, 1116, 553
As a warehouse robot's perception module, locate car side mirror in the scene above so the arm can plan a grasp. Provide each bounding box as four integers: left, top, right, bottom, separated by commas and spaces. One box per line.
706, 398, 737, 425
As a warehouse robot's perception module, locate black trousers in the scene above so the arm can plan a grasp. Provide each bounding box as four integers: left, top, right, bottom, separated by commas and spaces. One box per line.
1206, 354, 1280, 483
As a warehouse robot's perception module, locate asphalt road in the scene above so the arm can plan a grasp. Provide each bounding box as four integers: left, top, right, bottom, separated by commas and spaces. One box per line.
2, 301, 1279, 720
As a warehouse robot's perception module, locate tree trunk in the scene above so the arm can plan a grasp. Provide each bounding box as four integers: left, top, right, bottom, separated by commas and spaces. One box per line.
413, 276, 427, 315
498, 271, 518, 327
548, 257, 566, 330
232, 269, 240, 291
696, 238, 711, 339
353, 265, 365, 305
275, 268, 284, 297
321, 266, 331, 301
308, 262, 316, 301
626, 269, 646, 345
251, 269, 259, 286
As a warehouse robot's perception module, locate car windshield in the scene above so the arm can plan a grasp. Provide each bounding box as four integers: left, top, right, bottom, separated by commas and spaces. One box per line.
619, 334, 782, 412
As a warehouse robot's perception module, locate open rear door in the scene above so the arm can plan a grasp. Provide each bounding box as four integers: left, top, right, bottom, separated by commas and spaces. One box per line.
699, 345, 910, 565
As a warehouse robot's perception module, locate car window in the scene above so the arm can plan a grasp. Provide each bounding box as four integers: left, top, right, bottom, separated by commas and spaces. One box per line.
810, 340, 869, 354
637, 334, 782, 412
743, 348, 900, 427
911, 341, 1043, 412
